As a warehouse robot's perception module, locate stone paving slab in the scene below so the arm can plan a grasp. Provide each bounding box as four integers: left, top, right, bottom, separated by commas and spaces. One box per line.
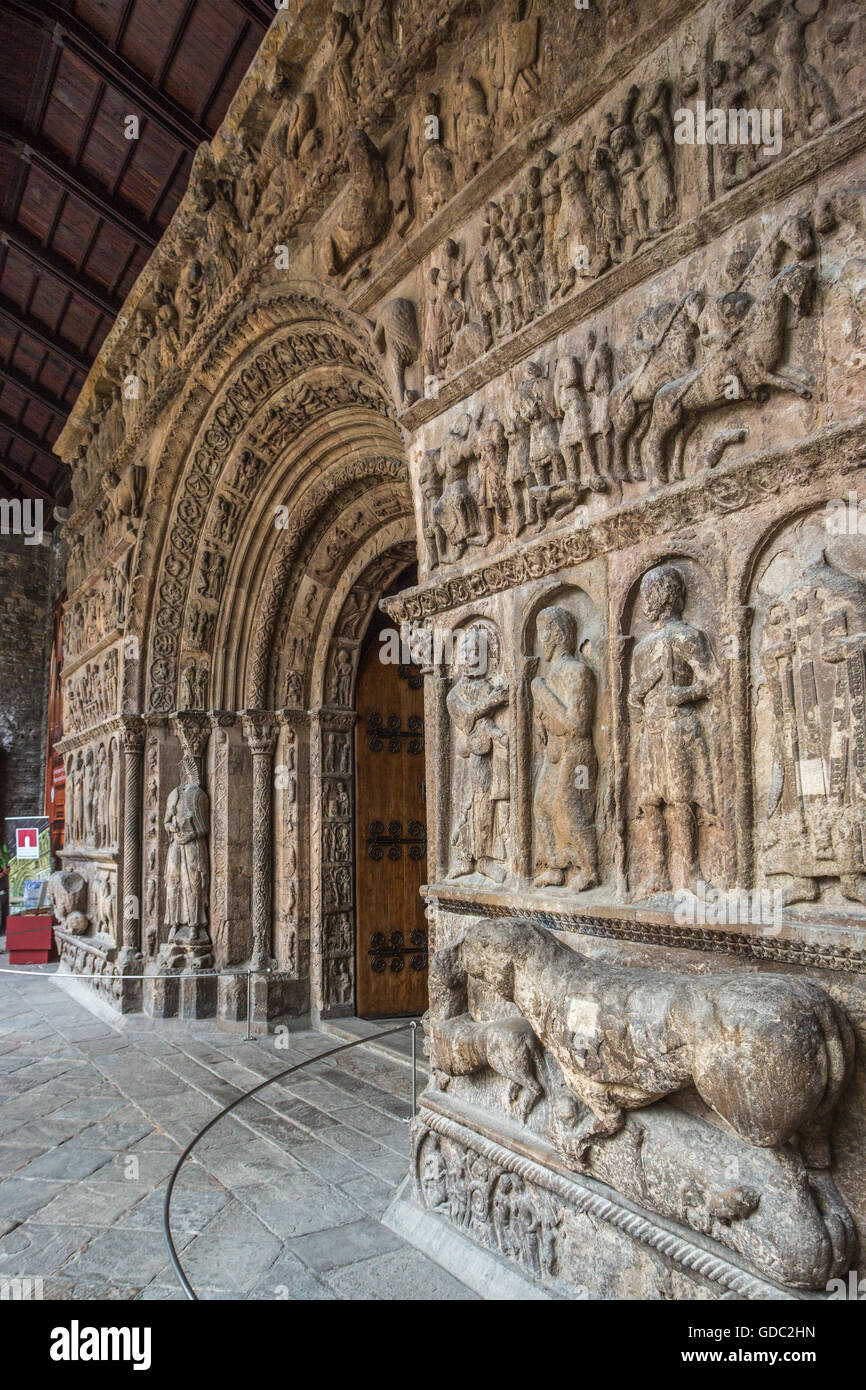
0, 964, 475, 1301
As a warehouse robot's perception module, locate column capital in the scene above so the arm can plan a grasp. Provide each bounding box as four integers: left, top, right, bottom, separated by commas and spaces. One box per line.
209, 709, 237, 731
172, 711, 211, 766
241, 709, 278, 754
119, 715, 146, 752
275, 707, 310, 734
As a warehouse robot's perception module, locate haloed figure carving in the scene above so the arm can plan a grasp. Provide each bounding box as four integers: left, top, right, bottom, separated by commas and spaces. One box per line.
448, 625, 510, 884
532, 607, 598, 891
629, 565, 719, 896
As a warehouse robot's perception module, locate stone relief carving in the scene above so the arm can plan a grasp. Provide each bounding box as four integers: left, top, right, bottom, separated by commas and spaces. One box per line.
416, 1129, 562, 1281
447, 622, 510, 884
627, 564, 721, 898
49, 870, 90, 937
158, 719, 213, 971
418, 213, 819, 573
752, 517, 866, 909
530, 606, 598, 892
427, 916, 856, 1288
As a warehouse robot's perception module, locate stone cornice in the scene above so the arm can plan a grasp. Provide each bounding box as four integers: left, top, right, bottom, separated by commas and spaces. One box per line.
430, 887, 866, 976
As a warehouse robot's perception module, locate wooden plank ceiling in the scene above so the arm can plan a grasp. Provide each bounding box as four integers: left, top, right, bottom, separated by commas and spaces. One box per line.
0, 0, 272, 510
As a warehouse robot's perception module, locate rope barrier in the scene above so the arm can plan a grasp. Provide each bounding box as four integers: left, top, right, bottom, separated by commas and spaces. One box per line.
162, 1022, 420, 1300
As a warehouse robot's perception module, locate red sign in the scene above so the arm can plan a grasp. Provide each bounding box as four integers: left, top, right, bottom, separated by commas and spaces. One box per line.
52, 764, 65, 786
15, 827, 39, 859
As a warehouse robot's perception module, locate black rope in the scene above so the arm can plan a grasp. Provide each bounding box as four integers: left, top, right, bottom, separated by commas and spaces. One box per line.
162, 1024, 417, 1299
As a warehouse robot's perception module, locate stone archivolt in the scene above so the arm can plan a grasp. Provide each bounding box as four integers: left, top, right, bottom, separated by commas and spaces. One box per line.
51, 0, 866, 1300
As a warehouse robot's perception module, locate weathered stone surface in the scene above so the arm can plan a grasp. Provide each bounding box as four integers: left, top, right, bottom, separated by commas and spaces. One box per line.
49, 0, 866, 1298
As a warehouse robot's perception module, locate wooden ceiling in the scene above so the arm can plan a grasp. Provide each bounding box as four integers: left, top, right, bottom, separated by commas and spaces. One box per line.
0, 0, 273, 511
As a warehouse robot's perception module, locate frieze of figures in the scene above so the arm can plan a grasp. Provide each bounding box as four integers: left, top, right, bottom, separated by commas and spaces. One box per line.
416, 1129, 562, 1282
419, 211, 818, 571
63, 649, 119, 734
63, 736, 121, 851
63, 562, 129, 664
56, 0, 866, 494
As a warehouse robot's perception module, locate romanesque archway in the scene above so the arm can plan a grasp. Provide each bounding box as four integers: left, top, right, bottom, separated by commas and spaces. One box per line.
110, 280, 417, 1021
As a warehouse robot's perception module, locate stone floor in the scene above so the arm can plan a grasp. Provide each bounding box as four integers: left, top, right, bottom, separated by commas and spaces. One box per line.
0, 962, 476, 1300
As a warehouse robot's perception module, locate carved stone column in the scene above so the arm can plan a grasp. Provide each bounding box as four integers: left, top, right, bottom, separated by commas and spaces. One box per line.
242, 709, 277, 971
118, 715, 145, 966
427, 669, 451, 884
729, 603, 755, 889
274, 708, 308, 979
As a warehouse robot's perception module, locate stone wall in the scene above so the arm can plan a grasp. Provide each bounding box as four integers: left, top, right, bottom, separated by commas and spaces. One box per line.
0, 533, 54, 820
47, 0, 866, 1297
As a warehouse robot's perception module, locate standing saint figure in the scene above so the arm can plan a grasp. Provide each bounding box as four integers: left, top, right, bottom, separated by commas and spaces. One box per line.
628, 564, 719, 896
160, 775, 212, 968
447, 625, 510, 883
531, 606, 598, 891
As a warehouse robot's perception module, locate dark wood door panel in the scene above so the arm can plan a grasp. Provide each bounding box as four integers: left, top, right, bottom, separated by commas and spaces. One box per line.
355, 609, 428, 1018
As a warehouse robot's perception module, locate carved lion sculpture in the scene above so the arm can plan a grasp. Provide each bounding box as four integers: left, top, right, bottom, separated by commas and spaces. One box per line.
426, 934, 545, 1121
49, 870, 89, 936
457, 917, 854, 1164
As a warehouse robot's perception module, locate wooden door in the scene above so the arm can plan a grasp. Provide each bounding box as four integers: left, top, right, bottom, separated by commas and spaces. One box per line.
354, 608, 428, 1017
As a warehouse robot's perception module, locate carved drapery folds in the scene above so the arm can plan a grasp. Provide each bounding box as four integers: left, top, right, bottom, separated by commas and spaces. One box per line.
48, 0, 866, 1300
157, 714, 213, 972
446, 621, 510, 885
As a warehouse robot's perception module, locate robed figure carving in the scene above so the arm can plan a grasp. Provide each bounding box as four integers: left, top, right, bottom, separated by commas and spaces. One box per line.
160, 778, 213, 968
628, 564, 719, 896
447, 625, 510, 884
532, 606, 599, 891
761, 555, 866, 906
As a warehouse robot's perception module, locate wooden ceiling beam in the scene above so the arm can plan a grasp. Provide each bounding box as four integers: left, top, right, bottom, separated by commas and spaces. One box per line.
231, 0, 273, 26
0, 120, 160, 250
0, 409, 61, 468
0, 294, 92, 374
0, 455, 57, 504
0, 0, 210, 150
0, 221, 122, 316
0, 357, 70, 419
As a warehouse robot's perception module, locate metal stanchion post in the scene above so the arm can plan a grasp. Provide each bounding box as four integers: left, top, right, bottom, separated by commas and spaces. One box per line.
245, 968, 252, 1041
410, 1019, 418, 1116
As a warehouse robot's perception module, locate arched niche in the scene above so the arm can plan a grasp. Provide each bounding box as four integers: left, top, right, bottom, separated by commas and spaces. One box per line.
615, 547, 734, 902
517, 579, 610, 892
747, 505, 866, 912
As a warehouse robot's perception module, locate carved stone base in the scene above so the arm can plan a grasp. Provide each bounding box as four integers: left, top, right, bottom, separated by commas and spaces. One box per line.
180, 972, 218, 1019
406, 1101, 830, 1301
142, 973, 181, 1019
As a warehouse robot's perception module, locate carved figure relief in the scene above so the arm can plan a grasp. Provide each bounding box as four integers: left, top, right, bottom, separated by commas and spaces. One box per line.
160, 768, 213, 970
531, 606, 598, 891
627, 564, 720, 897
753, 520, 866, 908
447, 622, 510, 884
432, 916, 856, 1288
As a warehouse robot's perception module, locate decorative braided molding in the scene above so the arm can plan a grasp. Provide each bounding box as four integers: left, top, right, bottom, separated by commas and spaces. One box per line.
438, 897, 866, 975
384, 421, 866, 622
418, 1106, 793, 1301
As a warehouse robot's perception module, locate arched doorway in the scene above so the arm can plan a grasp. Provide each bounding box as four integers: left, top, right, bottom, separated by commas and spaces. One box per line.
353, 578, 427, 1018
